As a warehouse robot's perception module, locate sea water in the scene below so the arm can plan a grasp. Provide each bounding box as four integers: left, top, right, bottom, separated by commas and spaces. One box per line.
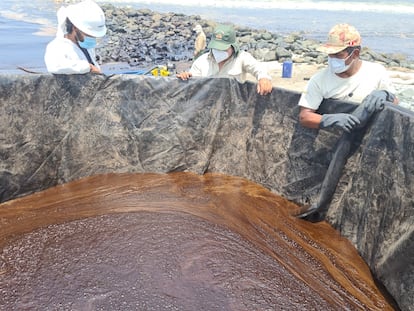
0, 0, 413, 70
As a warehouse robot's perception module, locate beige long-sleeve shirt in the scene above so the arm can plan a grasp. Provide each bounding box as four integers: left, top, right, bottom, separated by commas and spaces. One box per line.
189, 50, 271, 83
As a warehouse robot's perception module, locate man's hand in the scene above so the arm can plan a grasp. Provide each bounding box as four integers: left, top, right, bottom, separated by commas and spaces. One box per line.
89, 64, 101, 74
362, 90, 397, 113
176, 72, 193, 80
320, 113, 361, 133
257, 78, 272, 96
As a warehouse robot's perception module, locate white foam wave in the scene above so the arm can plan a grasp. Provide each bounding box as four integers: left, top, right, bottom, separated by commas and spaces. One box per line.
0, 10, 52, 26
98, 0, 414, 14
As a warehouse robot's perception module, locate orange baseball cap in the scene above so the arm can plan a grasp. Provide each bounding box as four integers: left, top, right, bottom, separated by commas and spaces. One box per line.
318, 23, 361, 54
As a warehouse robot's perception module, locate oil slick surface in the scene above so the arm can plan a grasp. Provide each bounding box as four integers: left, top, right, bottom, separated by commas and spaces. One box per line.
0, 172, 394, 310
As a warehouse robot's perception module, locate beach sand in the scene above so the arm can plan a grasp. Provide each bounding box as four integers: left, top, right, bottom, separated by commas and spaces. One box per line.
265, 62, 322, 93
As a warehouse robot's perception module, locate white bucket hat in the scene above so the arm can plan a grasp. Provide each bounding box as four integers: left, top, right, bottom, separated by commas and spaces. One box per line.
193, 24, 203, 33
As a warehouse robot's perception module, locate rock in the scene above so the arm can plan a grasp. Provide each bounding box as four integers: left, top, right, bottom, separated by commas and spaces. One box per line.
275, 46, 292, 60
253, 48, 276, 62
261, 32, 273, 40
238, 35, 251, 44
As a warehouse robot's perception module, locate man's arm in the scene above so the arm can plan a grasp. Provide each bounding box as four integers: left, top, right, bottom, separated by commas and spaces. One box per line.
176, 53, 206, 80
299, 107, 323, 129
241, 52, 272, 95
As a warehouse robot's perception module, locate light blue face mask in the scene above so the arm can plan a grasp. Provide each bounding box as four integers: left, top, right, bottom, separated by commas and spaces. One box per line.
78, 36, 97, 49
212, 49, 230, 63
328, 50, 354, 74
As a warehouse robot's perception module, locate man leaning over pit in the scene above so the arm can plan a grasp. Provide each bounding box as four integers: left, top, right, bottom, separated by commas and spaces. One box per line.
298, 23, 398, 133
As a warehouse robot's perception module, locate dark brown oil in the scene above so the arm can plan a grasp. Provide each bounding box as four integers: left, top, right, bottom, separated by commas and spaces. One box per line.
0, 172, 395, 310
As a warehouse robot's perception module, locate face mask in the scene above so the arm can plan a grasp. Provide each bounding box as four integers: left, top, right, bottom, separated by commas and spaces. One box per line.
328, 51, 354, 74
78, 36, 97, 49
212, 49, 230, 63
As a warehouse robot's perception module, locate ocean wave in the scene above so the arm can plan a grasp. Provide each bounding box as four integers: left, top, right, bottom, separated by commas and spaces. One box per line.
102, 0, 414, 15
0, 10, 52, 26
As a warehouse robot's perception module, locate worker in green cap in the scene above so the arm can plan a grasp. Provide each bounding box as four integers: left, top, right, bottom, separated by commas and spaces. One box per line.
176, 24, 273, 96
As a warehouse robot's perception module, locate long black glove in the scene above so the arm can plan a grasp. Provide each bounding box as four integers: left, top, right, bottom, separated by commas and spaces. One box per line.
320, 113, 360, 133
362, 90, 396, 113
298, 94, 393, 222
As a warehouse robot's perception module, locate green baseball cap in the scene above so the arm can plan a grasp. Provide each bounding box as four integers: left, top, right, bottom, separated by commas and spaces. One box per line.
208, 24, 239, 53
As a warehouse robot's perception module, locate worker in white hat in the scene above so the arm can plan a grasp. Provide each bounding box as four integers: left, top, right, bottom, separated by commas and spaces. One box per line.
193, 24, 206, 59
44, 0, 107, 74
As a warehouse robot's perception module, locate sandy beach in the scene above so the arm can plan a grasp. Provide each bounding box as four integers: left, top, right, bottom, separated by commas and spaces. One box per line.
266, 62, 323, 93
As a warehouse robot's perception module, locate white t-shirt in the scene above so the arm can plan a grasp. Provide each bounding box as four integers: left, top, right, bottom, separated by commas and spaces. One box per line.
189, 50, 271, 83
44, 37, 99, 74
298, 61, 395, 110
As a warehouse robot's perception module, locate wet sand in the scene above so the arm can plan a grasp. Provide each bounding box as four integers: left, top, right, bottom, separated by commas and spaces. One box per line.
0, 172, 396, 310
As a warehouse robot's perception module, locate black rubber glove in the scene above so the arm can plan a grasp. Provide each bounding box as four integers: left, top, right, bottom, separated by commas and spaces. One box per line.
362, 90, 396, 113
320, 113, 360, 133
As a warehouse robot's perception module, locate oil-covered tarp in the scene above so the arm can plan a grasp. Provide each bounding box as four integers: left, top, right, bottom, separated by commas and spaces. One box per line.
0, 74, 413, 310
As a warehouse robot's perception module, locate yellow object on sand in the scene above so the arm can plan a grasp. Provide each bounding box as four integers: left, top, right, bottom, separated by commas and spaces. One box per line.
151, 66, 170, 76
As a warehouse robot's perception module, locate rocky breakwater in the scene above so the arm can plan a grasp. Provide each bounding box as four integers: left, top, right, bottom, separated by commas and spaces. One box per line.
98, 4, 414, 71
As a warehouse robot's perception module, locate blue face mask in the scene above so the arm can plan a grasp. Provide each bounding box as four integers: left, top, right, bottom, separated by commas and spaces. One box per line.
78, 36, 97, 49
212, 49, 230, 63
328, 50, 354, 74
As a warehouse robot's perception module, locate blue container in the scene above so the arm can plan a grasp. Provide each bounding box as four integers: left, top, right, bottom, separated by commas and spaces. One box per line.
282, 61, 293, 78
